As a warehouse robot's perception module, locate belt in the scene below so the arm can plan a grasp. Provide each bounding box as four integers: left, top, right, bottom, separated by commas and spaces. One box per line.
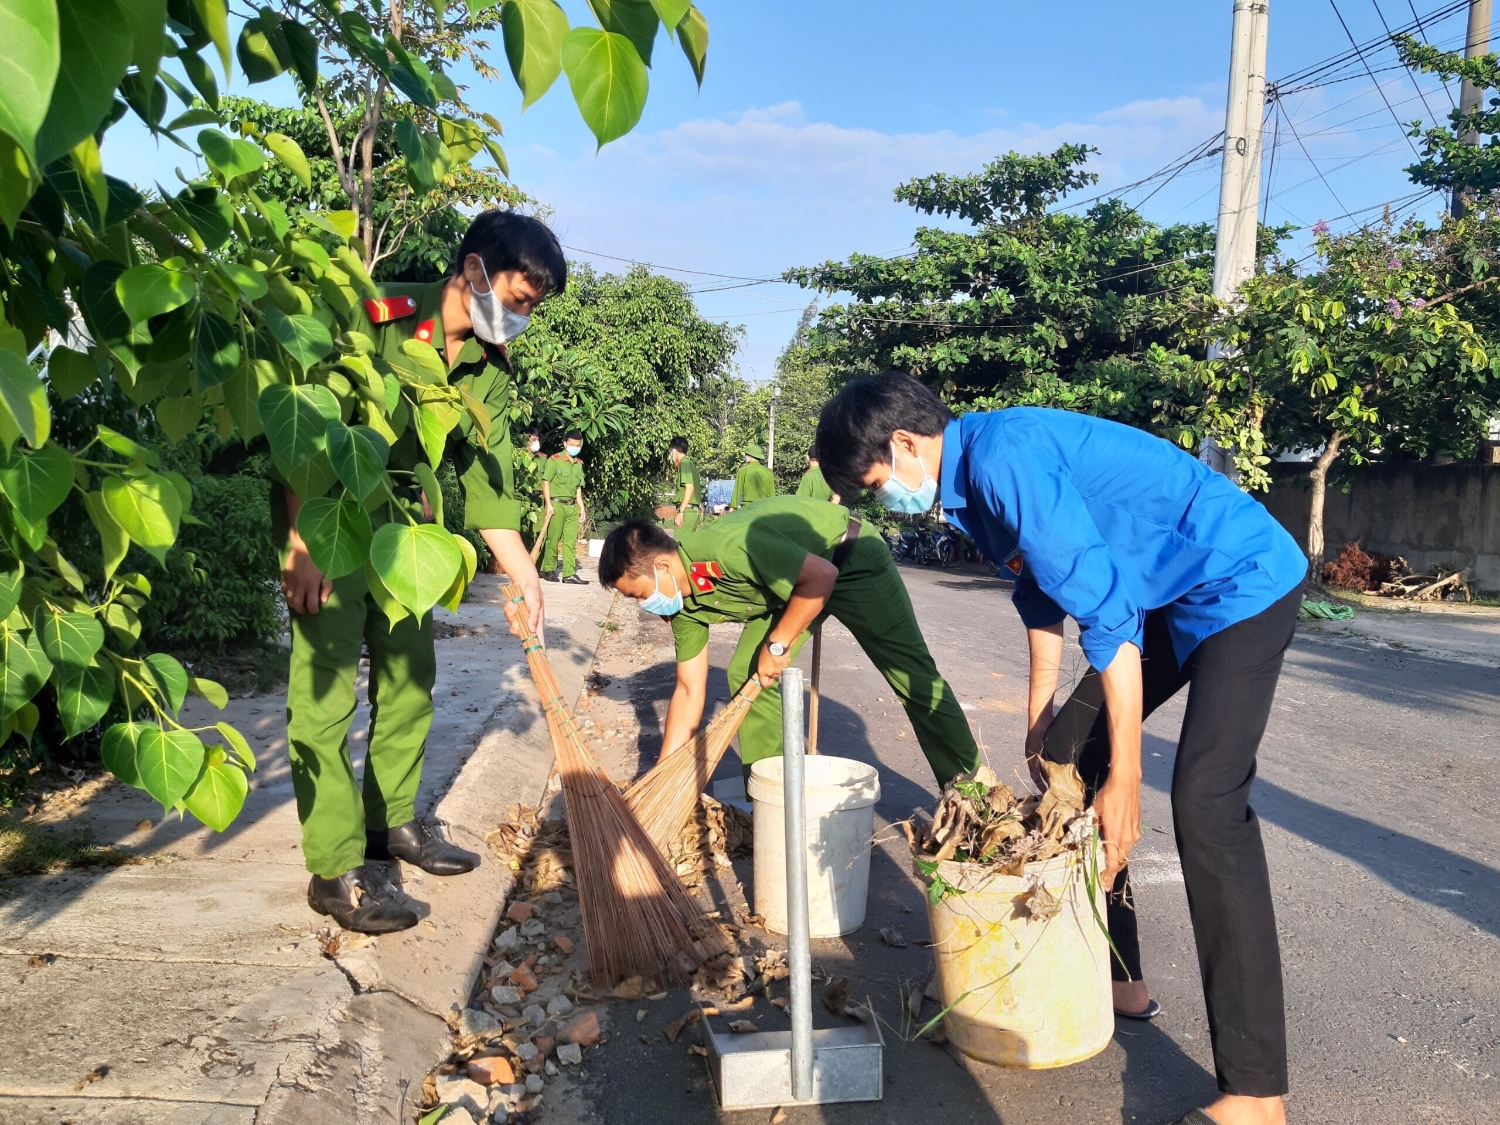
552, 498, 577, 505
831, 517, 862, 570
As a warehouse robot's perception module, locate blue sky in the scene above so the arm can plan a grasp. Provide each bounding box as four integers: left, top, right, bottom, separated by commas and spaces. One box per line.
104, 1, 1478, 379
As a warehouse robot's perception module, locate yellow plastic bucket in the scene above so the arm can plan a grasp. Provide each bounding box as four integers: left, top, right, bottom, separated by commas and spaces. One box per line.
919, 836, 1113, 1068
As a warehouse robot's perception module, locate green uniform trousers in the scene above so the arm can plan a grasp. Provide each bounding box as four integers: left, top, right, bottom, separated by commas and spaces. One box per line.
726, 529, 978, 786
286, 568, 436, 877
542, 501, 580, 576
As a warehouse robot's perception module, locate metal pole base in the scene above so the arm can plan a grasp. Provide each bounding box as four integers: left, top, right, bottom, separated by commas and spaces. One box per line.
700, 999, 885, 1109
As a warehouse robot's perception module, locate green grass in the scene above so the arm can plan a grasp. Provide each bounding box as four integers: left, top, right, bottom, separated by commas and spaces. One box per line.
0, 813, 140, 878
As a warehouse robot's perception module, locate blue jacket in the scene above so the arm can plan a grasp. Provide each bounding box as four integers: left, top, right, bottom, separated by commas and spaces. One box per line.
940, 408, 1306, 671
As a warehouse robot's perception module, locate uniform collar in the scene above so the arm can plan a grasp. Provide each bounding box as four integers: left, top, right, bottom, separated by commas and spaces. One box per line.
939, 417, 970, 534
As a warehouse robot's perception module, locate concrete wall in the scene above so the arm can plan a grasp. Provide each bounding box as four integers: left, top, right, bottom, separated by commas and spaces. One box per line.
1261, 463, 1500, 593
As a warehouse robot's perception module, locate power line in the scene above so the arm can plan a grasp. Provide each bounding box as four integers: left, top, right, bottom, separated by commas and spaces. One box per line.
1279, 108, 1352, 212
1327, 0, 1424, 156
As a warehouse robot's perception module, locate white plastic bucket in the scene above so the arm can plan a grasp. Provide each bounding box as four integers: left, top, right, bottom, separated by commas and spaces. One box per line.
748, 756, 880, 937
587, 537, 605, 558
920, 833, 1112, 1068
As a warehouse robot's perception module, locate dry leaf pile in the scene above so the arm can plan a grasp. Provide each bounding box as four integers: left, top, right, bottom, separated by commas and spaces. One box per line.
486, 803, 574, 895
904, 761, 1090, 877
668, 793, 753, 892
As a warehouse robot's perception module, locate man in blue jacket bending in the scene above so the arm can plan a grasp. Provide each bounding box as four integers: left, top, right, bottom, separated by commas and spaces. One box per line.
816, 373, 1305, 1125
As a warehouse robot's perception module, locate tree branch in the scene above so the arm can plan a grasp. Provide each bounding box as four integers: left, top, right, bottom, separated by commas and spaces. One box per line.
315, 90, 359, 217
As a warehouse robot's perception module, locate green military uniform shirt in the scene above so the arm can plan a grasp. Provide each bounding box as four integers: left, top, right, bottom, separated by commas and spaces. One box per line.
795, 464, 834, 501
359, 283, 521, 531
729, 460, 776, 508
543, 452, 585, 499
669, 496, 852, 661
675, 455, 703, 507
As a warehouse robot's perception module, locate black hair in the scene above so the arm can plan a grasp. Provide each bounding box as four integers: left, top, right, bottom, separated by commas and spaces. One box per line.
806, 443, 819, 461
815, 372, 953, 499
528, 426, 542, 437
455, 210, 567, 296
599, 519, 676, 587
564, 428, 584, 441
669, 435, 690, 454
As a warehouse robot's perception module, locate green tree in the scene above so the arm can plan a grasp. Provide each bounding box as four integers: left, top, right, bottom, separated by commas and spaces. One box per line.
1187, 217, 1499, 578
512, 264, 741, 522
787, 145, 1231, 444
0, 0, 711, 822
1397, 35, 1500, 212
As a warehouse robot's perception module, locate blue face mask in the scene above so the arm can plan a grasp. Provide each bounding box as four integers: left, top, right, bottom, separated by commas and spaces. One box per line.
876, 441, 937, 514
639, 569, 683, 616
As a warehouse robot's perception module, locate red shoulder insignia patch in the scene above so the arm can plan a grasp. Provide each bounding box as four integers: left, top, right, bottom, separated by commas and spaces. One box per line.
549, 452, 568, 460
413, 318, 436, 344
689, 561, 723, 593
362, 295, 418, 324
1004, 550, 1024, 576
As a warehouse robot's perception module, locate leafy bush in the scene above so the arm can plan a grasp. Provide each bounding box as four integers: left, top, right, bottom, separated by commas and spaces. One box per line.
1322, 541, 1392, 592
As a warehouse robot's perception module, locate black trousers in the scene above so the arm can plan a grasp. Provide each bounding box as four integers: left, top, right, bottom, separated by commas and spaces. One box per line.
1042, 587, 1300, 1098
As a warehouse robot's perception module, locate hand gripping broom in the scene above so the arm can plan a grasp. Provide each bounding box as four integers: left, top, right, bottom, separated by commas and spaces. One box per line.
624, 679, 763, 852
501, 582, 731, 987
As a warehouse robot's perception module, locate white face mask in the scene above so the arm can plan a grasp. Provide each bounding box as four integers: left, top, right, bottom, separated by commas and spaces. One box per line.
469, 270, 531, 344
529, 439, 540, 453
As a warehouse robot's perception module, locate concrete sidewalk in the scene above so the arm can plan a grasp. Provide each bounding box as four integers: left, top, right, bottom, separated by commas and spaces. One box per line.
0, 570, 616, 1125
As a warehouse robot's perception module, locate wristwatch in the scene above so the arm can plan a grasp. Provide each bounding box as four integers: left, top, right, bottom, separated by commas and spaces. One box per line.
767, 640, 788, 658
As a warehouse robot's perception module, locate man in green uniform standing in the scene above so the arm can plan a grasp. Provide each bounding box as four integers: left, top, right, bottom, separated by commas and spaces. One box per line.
278, 210, 561, 933
667, 435, 703, 531
541, 429, 588, 585
598, 497, 978, 784
729, 443, 776, 509
795, 444, 837, 502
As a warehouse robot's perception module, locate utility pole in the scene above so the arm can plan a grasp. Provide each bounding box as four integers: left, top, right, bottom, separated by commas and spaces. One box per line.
767, 385, 781, 471
1452, 0, 1492, 218
1205, 0, 1270, 475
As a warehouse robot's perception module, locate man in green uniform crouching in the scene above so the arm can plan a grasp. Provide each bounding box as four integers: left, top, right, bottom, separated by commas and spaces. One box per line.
598, 496, 978, 784
729, 443, 776, 509
277, 210, 561, 933
541, 429, 588, 584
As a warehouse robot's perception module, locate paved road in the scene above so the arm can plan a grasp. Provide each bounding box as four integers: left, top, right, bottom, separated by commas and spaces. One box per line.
561, 564, 1500, 1125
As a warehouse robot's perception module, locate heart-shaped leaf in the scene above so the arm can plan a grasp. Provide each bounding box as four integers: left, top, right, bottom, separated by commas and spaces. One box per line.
0, 563, 22, 619
676, 4, 707, 85
116, 259, 195, 323
183, 757, 248, 831
194, 310, 241, 390
296, 496, 373, 580
265, 308, 333, 372
188, 674, 227, 709
370, 522, 463, 618
364, 559, 410, 630
46, 345, 99, 401
100, 720, 146, 786
0, 627, 50, 717
57, 660, 114, 737
586, 0, 658, 65
219, 262, 268, 301
101, 472, 183, 562
263, 131, 311, 189
198, 127, 267, 181
136, 725, 205, 808
561, 28, 648, 148
33, 606, 104, 667
414, 461, 444, 525
0, 348, 51, 451
34, 0, 132, 168
258, 382, 340, 469
216, 721, 257, 771
325, 421, 390, 502
502, 0, 570, 108
0, 0, 59, 171
0, 441, 73, 523
155, 394, 204, 443
146, 652, 188, 714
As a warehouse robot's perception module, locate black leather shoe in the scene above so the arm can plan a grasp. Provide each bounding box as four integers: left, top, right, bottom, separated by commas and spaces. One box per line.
561, 574, 588, 585
541, 570, 559, 582
308, 866, 420, 934
368, 819, 480, 876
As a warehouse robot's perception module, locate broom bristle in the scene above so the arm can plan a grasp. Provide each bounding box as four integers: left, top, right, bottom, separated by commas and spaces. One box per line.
624, 681, 761, 851
503, 583, 730, 987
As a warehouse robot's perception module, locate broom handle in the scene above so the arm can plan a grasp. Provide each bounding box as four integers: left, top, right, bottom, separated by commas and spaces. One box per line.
529, 508, 552, 564
807, 625, 822, 755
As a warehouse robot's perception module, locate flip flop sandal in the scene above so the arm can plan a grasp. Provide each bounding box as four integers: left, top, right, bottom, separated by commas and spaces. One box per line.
1171, 1111, 1224, 1125
1113, 998, 1162, 1021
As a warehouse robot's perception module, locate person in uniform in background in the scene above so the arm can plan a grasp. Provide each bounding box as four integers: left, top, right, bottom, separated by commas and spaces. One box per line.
541, 429, 588, 585
729, 442, 776, 509
668, 435, 703, 530
814, 372, 1305, 1125
526, 427, 544, 462
795, 443, 838, 503
598, 497, 978, 786
278, 210, 561, 934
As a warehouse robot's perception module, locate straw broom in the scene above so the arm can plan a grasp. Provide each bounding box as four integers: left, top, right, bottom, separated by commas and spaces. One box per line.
624, 679, 763, 852
501, 582, 730, 988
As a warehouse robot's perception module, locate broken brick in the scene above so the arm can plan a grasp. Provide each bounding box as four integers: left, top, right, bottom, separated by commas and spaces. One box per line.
552, 934, 574, 954
510, 963, 538, 992
467, 1056, 516, 1086
506, 901, 534, 925
559, 1010, 600, 1048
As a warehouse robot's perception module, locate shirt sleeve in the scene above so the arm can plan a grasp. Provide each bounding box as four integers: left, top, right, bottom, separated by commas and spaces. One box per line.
976, 454, 1143, 671
670, 613, 711, 661
453, 367, 521, 532
742, 524, 810, 604
729, 471, 742, 509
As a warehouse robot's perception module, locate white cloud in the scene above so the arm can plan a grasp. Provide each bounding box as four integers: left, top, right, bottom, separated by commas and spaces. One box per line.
514, 96, 1226, 376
